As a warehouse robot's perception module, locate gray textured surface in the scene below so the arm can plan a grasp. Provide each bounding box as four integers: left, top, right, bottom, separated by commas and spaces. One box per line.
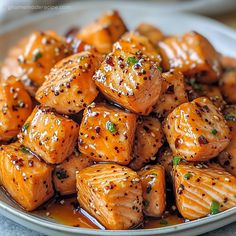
0, 213, 235, 236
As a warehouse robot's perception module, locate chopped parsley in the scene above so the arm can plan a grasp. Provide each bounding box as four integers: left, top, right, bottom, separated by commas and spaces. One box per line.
106, 121, 116, 133
80, 55, 85, 61
151, 172, 157, 176
210, 200, 220, 215
159, 219, 168, 225
211, 129, 218, 135
224, 114, 236, 122
20, 146, 30, 154
173, 156, 181, 166
146, 185, 152, 194
56, 169, 68, 180
183, 172, 193, 180
22, 123, 30, 132
127, 57, 138, 65
189, 78, 202, 92
33, 50, 42, 61
157, 66, 163, 72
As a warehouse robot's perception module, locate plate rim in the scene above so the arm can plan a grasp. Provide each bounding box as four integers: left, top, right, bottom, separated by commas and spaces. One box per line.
0, 1, 236, 37
1, 1, 236, 235
1, 197, 236, 235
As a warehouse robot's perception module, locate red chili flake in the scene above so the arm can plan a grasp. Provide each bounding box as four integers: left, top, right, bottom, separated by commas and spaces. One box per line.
106, 56, 114, 67
198, 135, 209, 144
175, 137, 182, 148
28, 160, 34, 167
95, 126, 101, 134
202, 105, 210, 112
177, 184, 184, 194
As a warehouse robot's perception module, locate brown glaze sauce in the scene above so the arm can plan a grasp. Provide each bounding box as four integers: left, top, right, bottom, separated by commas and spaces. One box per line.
36, 196, 184, 230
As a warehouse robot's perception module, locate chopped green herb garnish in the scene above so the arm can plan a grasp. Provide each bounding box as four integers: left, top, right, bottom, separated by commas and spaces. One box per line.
22, 123, 30, 132
78, 55, 85, 62
173, 156, 181, 166
151, 172, 157, 176
184, 172, 193, 180
224, 114, 236, 122
56, 170, 68, 180
211, 129, 218, 135
210, 200, 220, 215
106, 121, 116, 133
146, 185, 152, 194
143, 200, 149, 208
160, 219, 168, 225
189, 78, 202, 92
127, 57, 138, 65
157, 66, 163, 72
33, 51, 42, 61
20, 146, 30, 154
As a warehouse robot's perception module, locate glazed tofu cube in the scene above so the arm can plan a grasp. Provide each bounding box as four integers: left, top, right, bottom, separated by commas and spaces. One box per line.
159, 32, 221, 83
53, 150, 93, 195
76, 163, 143, 229
135, 23, 164, 46
129, 117, 164, 170
164, 97, 230, 161
18, 31, 71, 94
218, 105, 236, 176
0, 142, 54, 211
0, 76, 32, 141
36, 51, 101, 114
18, 106, 80, 164
138, 165, 166, 217
173, 162, 236, 220
220, 70, 236, 103
94, 32, 162, 115
79, 103, 137, 165
77, 10, 127, 54
153, 71, 188, 118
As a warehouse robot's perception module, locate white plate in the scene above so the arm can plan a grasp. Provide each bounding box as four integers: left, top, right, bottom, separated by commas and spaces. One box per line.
121, 0, 236, 15
0, 1, 236, 236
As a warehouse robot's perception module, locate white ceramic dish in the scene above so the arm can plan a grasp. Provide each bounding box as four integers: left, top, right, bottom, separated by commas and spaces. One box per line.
0, 1, 236, 236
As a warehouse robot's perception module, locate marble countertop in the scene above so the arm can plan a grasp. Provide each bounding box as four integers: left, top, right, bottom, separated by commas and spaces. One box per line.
0, 213, 236, 236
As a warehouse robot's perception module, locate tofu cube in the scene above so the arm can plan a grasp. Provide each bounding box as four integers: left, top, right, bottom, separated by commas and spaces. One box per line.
18, 106, 80, 164
79, 103, 137, 165
164, 97, 230, 161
